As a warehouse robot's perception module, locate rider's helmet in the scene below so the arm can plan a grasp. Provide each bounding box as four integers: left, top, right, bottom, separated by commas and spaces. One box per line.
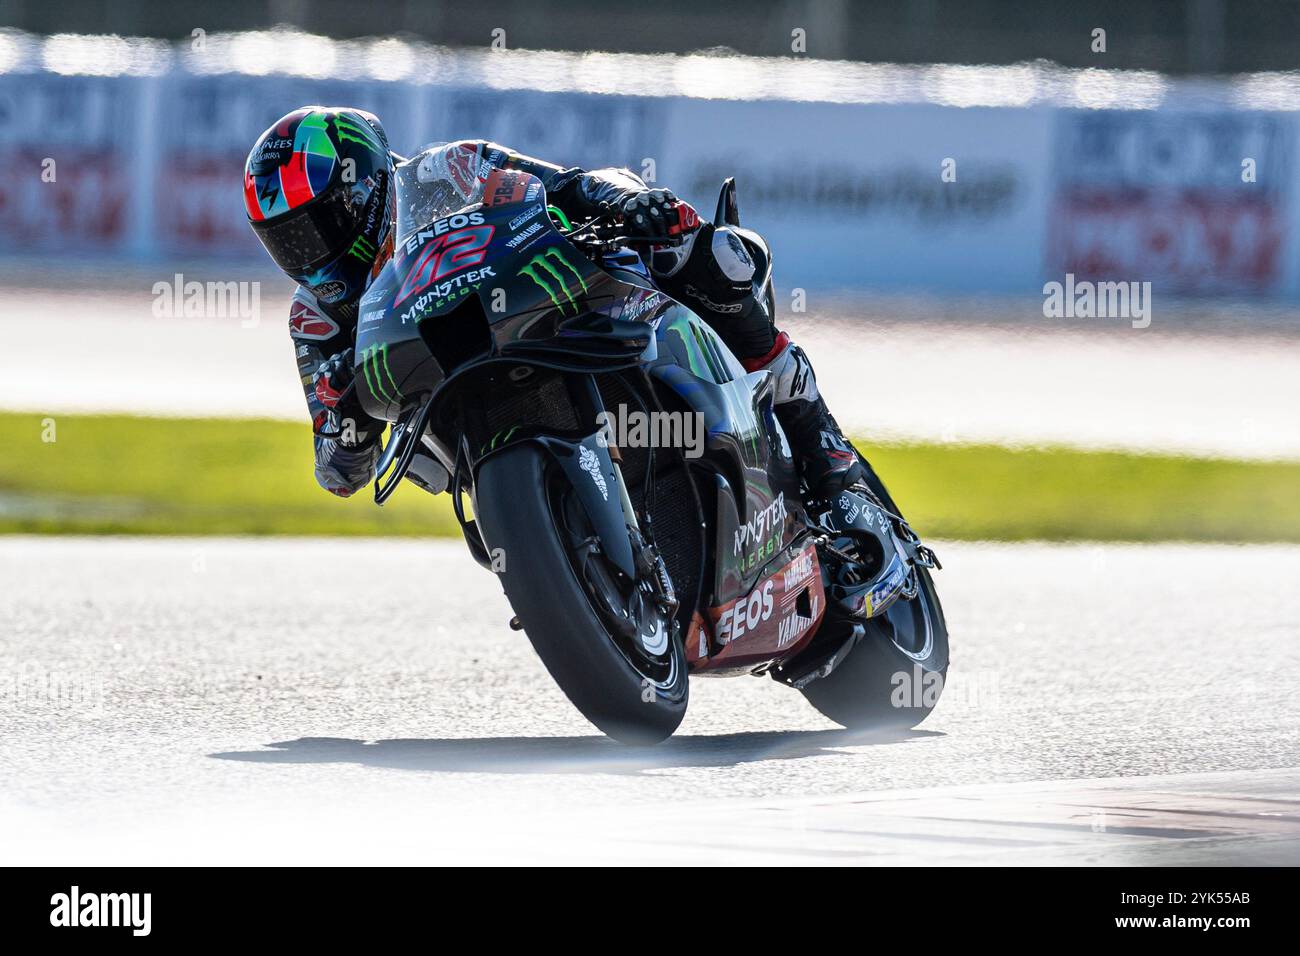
244, 106, 395, 315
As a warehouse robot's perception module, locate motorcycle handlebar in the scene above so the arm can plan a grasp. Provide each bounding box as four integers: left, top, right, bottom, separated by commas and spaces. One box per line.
564, 202, 694, 248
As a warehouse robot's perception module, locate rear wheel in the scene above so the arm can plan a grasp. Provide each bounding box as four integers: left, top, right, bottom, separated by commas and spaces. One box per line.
800, 451, 949, 730
800, 566, 948, 730
475, 443, 687, 744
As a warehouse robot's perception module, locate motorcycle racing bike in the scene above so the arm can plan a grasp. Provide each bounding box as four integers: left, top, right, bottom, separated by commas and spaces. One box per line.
349, 144, 948, 744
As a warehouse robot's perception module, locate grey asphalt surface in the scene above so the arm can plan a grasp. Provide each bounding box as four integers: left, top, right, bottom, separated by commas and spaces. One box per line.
1, 536, 1298, 865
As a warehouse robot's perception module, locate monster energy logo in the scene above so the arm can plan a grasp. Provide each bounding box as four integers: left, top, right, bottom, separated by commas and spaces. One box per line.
348, 235, 376, 262
518, 247, 588, 315
665, 310, 735, 386
333, 113, 383, 151
667, 311, 761, 463
481, 425, 521, 454
360, 343, 403, 403
687, 319, 733, 384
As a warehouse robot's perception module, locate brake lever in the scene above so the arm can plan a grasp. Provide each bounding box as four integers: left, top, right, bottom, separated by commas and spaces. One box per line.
577, 225, 686, 247
609, 235, 685, 246
563, 205, 689, 248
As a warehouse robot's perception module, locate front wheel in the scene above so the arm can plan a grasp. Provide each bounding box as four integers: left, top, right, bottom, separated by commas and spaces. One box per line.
474, 443, 688, 744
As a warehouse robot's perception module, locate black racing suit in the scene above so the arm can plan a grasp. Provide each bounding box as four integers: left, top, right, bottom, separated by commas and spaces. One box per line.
291, 140, 847, 498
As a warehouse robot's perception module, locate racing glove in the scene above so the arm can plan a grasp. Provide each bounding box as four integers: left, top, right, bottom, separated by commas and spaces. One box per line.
311, 348, 382, 445
618, 188, 700, 243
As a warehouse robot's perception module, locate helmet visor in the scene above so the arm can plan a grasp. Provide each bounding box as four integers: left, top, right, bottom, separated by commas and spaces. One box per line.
250, 184, 362, 276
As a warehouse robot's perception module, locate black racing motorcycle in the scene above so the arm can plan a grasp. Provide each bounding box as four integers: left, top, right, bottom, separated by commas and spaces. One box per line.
353, 144, 948, 744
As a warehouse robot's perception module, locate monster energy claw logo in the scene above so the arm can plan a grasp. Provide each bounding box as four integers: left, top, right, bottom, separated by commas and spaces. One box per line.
333, 113, 382, 151
360, 343, 403, 404
348, 235, 376, 262
518, 247, 588, 314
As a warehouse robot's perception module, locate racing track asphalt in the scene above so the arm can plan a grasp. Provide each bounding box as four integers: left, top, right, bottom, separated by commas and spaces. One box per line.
2, 537, 1298, 864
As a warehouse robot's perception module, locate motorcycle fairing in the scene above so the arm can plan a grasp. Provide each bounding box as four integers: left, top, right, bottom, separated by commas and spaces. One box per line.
645, 306, 803, 604
355, 168, 659, 422
688, 538, 826, 673
360, 158, 828, 670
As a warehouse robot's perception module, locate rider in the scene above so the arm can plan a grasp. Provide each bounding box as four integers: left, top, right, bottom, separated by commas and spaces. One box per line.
244, 106, 866, 499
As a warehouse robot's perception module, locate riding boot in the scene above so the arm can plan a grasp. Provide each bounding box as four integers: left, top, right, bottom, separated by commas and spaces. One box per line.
749, 334, 867, 498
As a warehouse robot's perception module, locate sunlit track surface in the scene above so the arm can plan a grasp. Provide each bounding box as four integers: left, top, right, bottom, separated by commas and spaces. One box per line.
1, 538, 1298, 865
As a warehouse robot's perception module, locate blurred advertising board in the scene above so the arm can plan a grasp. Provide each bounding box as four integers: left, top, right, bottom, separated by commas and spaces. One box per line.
153, 75, 411, 257
1047, 110, 1293, 295
6, 66, 1298, 298
659, 98, 1051, 292
0, 74, 138, 250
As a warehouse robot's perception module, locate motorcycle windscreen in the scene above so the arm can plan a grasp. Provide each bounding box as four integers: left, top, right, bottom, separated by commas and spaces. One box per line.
394, 143, 490, 246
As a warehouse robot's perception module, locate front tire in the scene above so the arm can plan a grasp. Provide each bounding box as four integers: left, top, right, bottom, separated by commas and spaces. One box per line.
475, 443, 688, 744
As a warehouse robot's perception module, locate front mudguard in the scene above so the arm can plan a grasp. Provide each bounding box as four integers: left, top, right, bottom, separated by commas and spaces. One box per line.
472, 432, 637, 579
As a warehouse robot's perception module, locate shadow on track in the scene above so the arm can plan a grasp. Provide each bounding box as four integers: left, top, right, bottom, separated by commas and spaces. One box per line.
211, 728, 942, 776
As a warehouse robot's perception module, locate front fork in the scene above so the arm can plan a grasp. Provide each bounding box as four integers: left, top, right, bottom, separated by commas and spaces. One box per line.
572, 373, 640, 534
569, 373, 677, 619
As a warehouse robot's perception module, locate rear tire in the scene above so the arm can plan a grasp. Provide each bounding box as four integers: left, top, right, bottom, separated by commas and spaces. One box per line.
800, 566, 948, 730
801, 450, 949, 731
475, 443, 688, 744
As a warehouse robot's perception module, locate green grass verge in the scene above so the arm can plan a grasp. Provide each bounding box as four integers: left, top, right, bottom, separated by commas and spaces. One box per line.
2, 411, 1297, 542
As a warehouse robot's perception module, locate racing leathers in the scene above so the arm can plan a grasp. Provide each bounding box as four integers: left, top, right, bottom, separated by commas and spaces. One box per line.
290, 139, 864, 499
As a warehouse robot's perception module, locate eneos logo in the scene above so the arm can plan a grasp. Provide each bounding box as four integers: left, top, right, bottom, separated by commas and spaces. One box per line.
715, 581, 774, 644
396, 211, 495, 305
